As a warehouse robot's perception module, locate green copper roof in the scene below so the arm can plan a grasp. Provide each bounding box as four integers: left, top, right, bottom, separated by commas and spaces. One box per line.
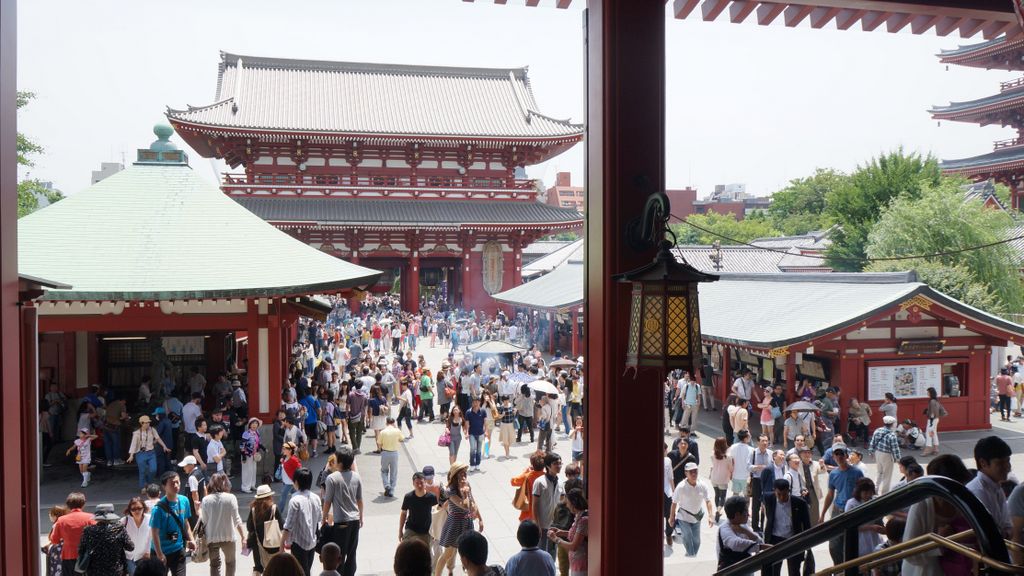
18, 162, 381, 301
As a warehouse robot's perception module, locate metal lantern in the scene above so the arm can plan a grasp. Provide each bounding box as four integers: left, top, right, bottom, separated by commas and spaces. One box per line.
617, 239, 718, 376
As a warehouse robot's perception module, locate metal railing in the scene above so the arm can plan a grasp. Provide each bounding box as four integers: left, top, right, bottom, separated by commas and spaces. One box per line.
993, 137, 1024, 150
714, 476, 1011, 576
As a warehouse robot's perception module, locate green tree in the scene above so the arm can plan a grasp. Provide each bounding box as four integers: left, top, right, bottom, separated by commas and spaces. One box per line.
767, 168, 844, 235
671, 211, 781, 245
826, 148, 942, 270
865, 179, 1022, 314
17, 91, 63, 217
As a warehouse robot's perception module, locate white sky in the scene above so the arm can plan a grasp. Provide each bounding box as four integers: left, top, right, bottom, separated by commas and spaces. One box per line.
16, 0, 1018, 199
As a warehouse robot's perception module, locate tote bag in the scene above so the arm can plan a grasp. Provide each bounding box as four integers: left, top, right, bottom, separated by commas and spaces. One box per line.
263, 506, 283, 549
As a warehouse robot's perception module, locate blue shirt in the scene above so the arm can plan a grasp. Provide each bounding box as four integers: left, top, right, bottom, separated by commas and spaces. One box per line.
465, 408, 486, 436
299, 396, 320, 425
505, 547, 556, 576
828, 466, 864, 512
149, 494, 192, 554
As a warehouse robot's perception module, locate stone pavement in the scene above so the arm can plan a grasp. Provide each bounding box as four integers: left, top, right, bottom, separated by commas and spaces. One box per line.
39, 346, 1024, 575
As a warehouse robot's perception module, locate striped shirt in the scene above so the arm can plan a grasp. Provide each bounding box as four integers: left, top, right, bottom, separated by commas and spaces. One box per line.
868, 427, 901, 460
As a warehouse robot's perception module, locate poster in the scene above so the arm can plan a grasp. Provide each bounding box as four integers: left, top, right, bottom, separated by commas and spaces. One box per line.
161, 336, 205, 356
867, 363, 941, 401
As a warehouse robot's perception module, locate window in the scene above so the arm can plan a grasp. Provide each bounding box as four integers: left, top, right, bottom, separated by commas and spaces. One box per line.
314, 175, 340, 186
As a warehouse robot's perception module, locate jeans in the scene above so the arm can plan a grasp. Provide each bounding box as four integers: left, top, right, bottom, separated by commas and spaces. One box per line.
279, 483, 294, 522
676, 520, 701, 557
999, 394, 1012, 419
381, 450, 398, 491
135, 449, 157, 488
104, 428, 122, 463
331, 521, 361, 576
560, 404, 569, 431
209, 540, 236, 576
165, 549, 187, 576
291, 543, 315, 576
468, 434, 484, 467
516, 415, 534, 442
397, 406, 414, 432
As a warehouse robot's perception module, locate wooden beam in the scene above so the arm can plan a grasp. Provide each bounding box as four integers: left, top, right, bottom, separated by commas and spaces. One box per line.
860, 10, 888, 31
935, 16, 963, 36
816, 336, 998, 351
702, 0, 731, 21
556, 0, 573, 7
836, 8, 866, 30
756, 2, 785, 24
983, 20, 1015, 39
784, 4, 814, 26
729, 1, 758, 23
525, 0, 540, 6
674, 0, 701, 19
958, 18, 986, 37
810, 6, 841, 28
910, 14, 940, 35
886, 13, 914, 33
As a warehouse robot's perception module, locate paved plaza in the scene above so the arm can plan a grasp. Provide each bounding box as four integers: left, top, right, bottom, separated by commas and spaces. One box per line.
39, 343, 1024, 575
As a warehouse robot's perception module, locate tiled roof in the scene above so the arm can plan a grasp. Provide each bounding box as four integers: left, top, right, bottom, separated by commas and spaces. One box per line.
167, 52, 583, 139
962, 180, 1009, 211
233, 197, 583, 228
674, 245, 831, 274
930, 85, 1024, 117
940, 145, 1024, 172
18, 163, 381, 301
492, 261, 584, 311
522, 239, 584, 277
749, 227, 834, 251
938, 35, 1010, 58
1005, 224, 1024, 265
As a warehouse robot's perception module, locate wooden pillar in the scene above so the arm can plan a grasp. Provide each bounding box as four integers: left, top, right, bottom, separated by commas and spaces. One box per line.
461, 249, 471, 310
247, 300, 266, 421
721, 347, 732, 405
548, 313, 556, 354
571, 309, 579, 358
512, 239, 523, 287
265, 301, 282, 420
785, 353, 797, 404
586, 1, 666, 573
408, 255, 420, 313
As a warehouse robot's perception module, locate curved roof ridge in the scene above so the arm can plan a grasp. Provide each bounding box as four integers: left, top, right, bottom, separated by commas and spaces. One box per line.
930, 84, 1024, 114
219, 51, 530, 79
166, 98, 235, 116
938, 34, 1009, 57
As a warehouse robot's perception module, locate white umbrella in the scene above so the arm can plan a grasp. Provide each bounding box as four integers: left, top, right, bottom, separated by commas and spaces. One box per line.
528, 380, 559, 395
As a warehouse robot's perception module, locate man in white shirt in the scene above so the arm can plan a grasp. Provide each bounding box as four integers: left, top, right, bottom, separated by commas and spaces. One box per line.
728, 430, 754, 496
181, 393, 203, 435
669, 462, 715, 558
187, 367, 207, 397
966, 436, 1013, 538
732, 369, 759, 405
763, 478, 811, 576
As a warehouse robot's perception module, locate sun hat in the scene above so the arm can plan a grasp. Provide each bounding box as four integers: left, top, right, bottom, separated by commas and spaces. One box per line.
448, 462, 469, 484
283, 441, 297, 452
93, 503, 120, 522
247, 417, 264, 428
138, 415, 151, 424
254, 484, 274, 499
178, 455, 198, 468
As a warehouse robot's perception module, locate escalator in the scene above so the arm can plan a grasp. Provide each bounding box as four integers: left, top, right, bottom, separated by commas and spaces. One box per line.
714, 476, 1021, 576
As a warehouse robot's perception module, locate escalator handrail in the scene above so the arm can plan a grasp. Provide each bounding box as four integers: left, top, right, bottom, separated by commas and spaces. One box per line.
714, 475, 1010, 576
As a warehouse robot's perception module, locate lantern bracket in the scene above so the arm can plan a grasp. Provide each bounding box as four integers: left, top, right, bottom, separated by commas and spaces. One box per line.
626, 181, 675, 252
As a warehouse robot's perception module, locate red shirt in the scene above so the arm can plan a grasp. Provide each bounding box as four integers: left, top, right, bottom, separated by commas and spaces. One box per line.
996, 374, 1014, 396
50, 509, 96, 559
283, 455, 301, 481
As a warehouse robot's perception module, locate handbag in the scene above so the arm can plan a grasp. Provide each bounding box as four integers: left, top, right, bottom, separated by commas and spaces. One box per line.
429, 502, 448, 540
437, 429, 451, 447
263, 506, 283, 549
191, 518, 210, 563
74, 546, 92, 574
771, 405, 782, 420
314, 522, 334, 554
298, 445, 310, 461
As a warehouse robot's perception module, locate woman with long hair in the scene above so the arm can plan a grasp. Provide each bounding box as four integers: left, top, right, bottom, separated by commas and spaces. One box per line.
336, 382, 350, 445
121, 497, 151, 575
434, 463, 482, 576
844, 477, 884, 557
922, 387, 945, 456
446, 405, 465, 465
710, 437, 732, 522
245, 485, 282, 575
201, 473, 245, 576
548, 489, 589, 576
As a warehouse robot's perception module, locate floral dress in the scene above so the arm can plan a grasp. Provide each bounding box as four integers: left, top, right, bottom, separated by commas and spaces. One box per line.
568, 511, 589, 576
438, 486, 476, 548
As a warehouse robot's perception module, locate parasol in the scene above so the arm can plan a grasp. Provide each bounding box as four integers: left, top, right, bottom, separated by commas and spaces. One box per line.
528, 380, 559, 395
784, 401, 819, 413
466, 340, 528, 355
549, 358, 577, 369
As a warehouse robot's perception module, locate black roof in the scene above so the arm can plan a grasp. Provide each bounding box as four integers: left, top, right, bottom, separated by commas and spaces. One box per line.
941, 145, 1024, 171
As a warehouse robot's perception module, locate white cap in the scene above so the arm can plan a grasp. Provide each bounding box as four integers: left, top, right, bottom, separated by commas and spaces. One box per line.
684, 462, 699, 471
883, 415, 897, 425
178, 455, 198, 468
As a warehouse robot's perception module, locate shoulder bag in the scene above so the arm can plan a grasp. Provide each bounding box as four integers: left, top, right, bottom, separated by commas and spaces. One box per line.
73, 541, 92, 574
437, 428, 451, 448
263, 505, 283, 549
191, 516, 210, 563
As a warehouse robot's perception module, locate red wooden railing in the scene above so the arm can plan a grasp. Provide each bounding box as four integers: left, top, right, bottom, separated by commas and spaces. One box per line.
993, 137, 1024, 150
1000, 76, 1024, 92
222, 172, 537, 191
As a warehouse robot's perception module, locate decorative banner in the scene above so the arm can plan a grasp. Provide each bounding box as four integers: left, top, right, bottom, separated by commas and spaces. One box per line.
867, 363, 942, 401
482, 241, 505, 295
161, 336, 205, 356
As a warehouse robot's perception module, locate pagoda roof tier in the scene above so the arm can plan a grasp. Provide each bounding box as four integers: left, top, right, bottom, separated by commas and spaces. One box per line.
939, 35, 1024, 70
930, 85, 1024, 126
167, 52, 583, 146
18, 138, 381, 302
939, 144, 1024, 176
233, 197, 583, 231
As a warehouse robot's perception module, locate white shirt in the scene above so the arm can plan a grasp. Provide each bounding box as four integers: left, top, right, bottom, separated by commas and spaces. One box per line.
966, 472, 1012, 537
207, 439, 225, 473
773, 497, 794, 538
785, 466, 805, 496
729, 443, 754, 480
122, 514, 153, 561
663, 457, 674, 497
182, 402, 202, 434
717, 521, 763, 557
672, 478, 711, 523
732, 377, 754, 400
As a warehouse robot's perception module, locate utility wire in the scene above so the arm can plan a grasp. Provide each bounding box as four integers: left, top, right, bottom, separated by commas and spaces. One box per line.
671, 213, 1024, 264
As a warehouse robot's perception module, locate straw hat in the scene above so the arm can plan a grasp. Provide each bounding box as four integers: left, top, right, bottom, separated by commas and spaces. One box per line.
254, 484, 274, 499
448, 462, 469, 485
247, 417, 264, 428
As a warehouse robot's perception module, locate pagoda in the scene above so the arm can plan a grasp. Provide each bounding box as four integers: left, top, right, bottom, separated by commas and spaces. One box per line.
933, 35, 1024, 210
168, 53, 584, 314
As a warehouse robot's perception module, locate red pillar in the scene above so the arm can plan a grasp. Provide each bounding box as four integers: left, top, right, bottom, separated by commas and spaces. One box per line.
266, 302, 282, 421
571, 310, 579, 358
461, 249, 471, 310
246, 302, 262, 420
586, 1, 667, 573
785, 353, 797, 404
408, 255, 420, 313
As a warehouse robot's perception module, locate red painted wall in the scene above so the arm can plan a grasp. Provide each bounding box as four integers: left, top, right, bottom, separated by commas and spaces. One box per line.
665, 187, 697, 222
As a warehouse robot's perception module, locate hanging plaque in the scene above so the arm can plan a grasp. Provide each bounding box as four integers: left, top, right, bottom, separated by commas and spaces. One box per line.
482, 241, 505, 295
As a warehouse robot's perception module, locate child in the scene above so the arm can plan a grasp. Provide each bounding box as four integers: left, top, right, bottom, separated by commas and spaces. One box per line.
319, 541, 342, 576
66, 428, 97, 487
42, 505, 69, 576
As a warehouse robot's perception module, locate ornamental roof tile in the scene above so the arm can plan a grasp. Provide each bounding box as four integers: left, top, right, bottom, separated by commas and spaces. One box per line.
18, 163, 381, 301
167, 52, 583, 139
232, 196, 583, 228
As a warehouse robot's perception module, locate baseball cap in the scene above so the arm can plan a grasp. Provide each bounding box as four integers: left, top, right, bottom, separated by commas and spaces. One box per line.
79, 428, 90, 434
178, 455, 197, 467
831, 444, 849, 455
422, 465, 435, 478
882, 415, 897, 425
684, 462, 699, 472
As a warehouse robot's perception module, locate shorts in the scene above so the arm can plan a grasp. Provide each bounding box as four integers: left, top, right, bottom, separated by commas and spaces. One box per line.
731, 479, 748, 494
304, 422, 318, 438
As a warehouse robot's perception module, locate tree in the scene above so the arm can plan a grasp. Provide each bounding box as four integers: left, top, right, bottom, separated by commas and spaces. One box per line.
17, 91, 63, 217
767, 168, 844, 235
865, 179, 1022, 314
671, 211, 781, 245
826, 148, 942, 270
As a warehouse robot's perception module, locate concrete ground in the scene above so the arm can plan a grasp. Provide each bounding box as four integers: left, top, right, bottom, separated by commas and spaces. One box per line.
39, 344, 1024, 575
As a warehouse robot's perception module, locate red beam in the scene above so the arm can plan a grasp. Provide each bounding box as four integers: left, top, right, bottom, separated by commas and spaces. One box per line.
982, 20, 1014, 39
674, 0, 700, 19
701, 0, 730, 21
784, 4, 814, 27
935, 16, 962, 36
810, 7, 840, 29
861, 10, 888, 31
556, 0, 572, 7
757, 2, 785, 24
910, 14, 940, 35
958, 18, 986, 37
817, 336, 998, 351
836, 8, 865, 30
729, 1, 758, 23
39, 312, 250, 333
886, 13, 914, 33
525, 0, 540, 6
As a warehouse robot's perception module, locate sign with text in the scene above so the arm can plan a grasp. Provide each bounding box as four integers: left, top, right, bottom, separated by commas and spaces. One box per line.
161, 336, 205, 356
867, 363, 941, 401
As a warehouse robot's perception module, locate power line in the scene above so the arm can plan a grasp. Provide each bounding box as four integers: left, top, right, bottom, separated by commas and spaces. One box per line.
672, 213, 1024, 264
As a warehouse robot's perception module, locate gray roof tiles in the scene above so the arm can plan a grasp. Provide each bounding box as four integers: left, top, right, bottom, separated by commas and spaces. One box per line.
941, 145, 1024, 171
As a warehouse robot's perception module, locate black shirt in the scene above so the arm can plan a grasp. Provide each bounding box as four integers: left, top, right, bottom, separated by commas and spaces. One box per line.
667, 450, 697, 487
401, 491, 439, 534
189, 433, 210, 464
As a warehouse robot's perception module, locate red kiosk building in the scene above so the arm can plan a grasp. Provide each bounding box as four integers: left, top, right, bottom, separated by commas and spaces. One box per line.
167, 53, 584, 314
934, 35, 1024, 210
